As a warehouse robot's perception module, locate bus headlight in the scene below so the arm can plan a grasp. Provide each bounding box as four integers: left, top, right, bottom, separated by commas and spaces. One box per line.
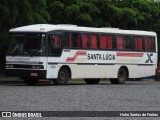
36, 66, 41, 69
10, 65, 14, 68
32, 65, 43, 69
32, 66, 36, 69
6, 65, 14, 68
6, 65, 9, 68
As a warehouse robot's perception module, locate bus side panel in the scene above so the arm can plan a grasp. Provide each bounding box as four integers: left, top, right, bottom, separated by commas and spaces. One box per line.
133, 65, 156, 78
46, 64, 59, 79
75, 64, 95, 78
96, 64, 115, 78
66, 64, 77, 79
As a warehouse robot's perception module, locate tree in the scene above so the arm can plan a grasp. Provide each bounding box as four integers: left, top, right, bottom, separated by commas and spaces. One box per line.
1, 0, 160, 73
28, 0, 50, 24
0, 0, 50, 73
47, 1, 65, 24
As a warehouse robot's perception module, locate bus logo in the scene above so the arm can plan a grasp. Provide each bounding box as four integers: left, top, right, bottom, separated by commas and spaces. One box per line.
66, 51, 86, 62
2, 112, 11, 117
145, 53, 153, 63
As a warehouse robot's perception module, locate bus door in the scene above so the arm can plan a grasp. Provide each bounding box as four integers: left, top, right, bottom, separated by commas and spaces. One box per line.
47, 34, 62, 78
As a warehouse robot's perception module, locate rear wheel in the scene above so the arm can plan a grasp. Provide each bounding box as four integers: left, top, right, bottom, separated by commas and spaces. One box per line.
53, 68, 69, 85
23, 78, 39, 85
84, 79, 100, 84
110, 67, 127, 84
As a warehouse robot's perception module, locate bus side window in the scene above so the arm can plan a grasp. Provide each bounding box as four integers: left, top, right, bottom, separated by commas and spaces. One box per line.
100, 35, 113, 49
107, 35, 113, 49
124, 36, 132, 50
144, 37, 155, 51
117, 35, 125, 49
90, 34, 98, 49
151, 38, 155, 51
64, 32, 72, 48
135, 36, 142, 51
82, 34, 89, 48
53, 36, 61, 48
100, 35, 107, 49
72, 33, 81, 48
49, 35, 62, 56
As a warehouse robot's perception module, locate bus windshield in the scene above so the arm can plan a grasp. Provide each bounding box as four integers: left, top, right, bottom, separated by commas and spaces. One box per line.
9, 33, 46, 55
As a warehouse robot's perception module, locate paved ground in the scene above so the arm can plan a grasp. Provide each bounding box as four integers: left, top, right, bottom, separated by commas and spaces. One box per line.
0, 74, 157, 84
0, 76, 160, 120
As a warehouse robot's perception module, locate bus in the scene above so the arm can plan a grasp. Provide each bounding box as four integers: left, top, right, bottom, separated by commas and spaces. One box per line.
5, 24, 158, 85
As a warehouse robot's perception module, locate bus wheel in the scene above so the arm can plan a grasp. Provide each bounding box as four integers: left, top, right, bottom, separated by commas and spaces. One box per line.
84, 79, 100, 84
23, 78, 39, 85
110, 67, 127, 84
53, 68, 69, 85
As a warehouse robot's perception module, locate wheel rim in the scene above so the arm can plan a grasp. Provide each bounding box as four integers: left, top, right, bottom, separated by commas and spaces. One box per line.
59, 71, 66, 81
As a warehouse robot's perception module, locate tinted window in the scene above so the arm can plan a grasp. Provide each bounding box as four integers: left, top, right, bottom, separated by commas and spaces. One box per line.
64, 32, 72, 48
117, 35, 124, 49
90, 34, 98, 49
82, 33, 89, 48
124, 36, 132, 50
144, 37, 155, 51
49, 35, 62, 56
72, 33, 81, 48
135, 36, 143, 50
100, 35, 113, 49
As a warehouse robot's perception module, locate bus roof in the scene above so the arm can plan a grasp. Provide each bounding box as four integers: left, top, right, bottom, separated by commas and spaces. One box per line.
9, 24, 156, 36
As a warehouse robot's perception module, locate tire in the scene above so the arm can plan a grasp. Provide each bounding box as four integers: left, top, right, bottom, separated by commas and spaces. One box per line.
53, 68, 69, 85
84, 79, 100, 84
110, 67, 127, 84
23, 78, 39, 85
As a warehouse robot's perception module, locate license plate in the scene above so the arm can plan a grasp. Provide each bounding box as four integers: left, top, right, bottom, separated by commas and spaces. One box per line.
30, 73, 38, 77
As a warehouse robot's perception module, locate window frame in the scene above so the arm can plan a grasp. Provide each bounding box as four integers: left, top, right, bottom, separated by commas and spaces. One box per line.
81, 32, 90, 49
90, 33, 98, 49
116, 35, 125, 50
124, 35, 133, 50
47, 30, 156, 52
144, 36, 156, 52
99, 34, 114, 50
48, 33, 63, 56
72, 32, 81, 48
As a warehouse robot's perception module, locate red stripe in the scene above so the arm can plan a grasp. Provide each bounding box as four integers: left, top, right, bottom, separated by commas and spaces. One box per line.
117, 52, 144, 57
66, 51, 87, 62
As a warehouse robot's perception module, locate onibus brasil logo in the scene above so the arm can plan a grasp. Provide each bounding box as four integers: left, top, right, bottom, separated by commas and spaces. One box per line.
1, 112, 42, 118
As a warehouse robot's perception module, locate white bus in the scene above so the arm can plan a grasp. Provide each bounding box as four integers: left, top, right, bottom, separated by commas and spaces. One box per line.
5, 24, 157, 85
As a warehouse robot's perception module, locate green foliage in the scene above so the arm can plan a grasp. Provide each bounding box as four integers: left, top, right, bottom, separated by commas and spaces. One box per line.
28, 0, 50, 23
76, 13, 92, 26
0, 0, 50, 73
47, 1, 65, 23
65, 4, 80, 22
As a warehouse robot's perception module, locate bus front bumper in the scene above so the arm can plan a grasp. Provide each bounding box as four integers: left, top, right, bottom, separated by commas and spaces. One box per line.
5, 69, 46, 79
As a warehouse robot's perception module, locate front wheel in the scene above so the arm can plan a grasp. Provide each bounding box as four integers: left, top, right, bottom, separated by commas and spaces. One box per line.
110, 67, 127, 84
23, 78, 39, 85
53, 68, 69, 85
